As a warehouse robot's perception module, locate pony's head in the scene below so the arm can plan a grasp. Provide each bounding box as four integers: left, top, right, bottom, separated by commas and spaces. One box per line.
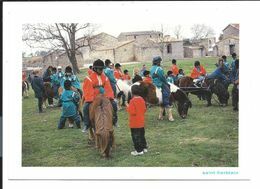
170, 89, 192, 119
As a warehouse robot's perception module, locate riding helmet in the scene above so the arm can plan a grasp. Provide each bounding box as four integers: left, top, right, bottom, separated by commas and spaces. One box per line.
152, 56, 162, 65
93, 59, 105, 71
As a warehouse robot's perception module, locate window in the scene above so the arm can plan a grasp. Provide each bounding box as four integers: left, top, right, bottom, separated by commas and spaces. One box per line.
167, 44, 172, 54
134, 35, 136, 39
150, 35, 152, 38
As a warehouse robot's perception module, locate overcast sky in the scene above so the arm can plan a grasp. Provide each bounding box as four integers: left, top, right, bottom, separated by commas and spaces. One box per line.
19, 1, 240, 54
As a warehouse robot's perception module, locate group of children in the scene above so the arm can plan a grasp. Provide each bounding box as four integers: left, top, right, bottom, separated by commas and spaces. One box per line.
28, 53, 239, 156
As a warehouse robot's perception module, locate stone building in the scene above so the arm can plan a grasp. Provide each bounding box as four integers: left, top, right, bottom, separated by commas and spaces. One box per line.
215, 24, 239, 56
118, 31, 163, 43
184, 46, 206, 58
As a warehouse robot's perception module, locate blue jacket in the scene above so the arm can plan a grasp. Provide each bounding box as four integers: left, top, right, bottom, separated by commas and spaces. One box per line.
166, 76, 175, 84
207, 67, 227, 81
57, 71, 65, 83
60, 90, 79, 117
50, 73, 60, 87
223, 61, 230, 73
150, 65, 168, 88
60, 75, 81, 90
104, 67, 116, 84
31, 75, 45, 98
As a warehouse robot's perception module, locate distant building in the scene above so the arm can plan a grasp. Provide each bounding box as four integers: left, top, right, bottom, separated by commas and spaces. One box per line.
216, 24, 239, 56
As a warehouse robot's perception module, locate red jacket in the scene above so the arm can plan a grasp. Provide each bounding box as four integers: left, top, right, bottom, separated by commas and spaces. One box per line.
126, 96, 146, 128
83, 72, 114, 102
171, 65, 179, 77
143, 76, 152, 84
122, 74, 131, 80
190, 65, 206, 79
87, 69, 94, 76
114, 69, 123, 79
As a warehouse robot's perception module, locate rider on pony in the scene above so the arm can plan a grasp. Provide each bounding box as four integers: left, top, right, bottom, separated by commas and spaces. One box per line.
190, 61, 207, 87
207, 58, 230, 89
104, 59, 117, 98
150, 56, 174, 122
82, 59, 119, 133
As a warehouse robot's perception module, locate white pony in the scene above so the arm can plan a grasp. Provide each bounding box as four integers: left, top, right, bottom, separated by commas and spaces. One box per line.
115, 79, 132, 110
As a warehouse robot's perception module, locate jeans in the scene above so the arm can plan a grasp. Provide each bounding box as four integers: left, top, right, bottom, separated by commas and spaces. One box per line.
110, 99, 118, 126
58, 114, 81, 129
111, 82, 117, 98
131, 128, 147, 152
37, 97, 43, 112
161, 83, 171, 107
83, 102, 91, 129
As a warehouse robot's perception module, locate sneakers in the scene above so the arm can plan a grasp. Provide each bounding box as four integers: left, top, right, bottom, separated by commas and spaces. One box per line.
68, 123, 74, 128
143, 148, 148, 153
131, 151, 144, 156
82, 126, 88, 133
114, 122, 119, 128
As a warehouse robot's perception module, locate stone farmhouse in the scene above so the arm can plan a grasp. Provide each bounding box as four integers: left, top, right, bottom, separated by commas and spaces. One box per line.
214, 24, 239, 56
23, 24, 239, 69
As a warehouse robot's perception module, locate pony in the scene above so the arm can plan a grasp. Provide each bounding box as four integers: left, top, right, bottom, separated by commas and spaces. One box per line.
89, 94, 115, 158
115, 79, 132, 110
131, 81, 192, 119
43, 82, 55, 108
176, 76, 229, 106
22, 81, 29, 98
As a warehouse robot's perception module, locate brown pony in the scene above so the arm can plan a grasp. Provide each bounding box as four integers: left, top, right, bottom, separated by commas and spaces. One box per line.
43, 82, 55, 107
89, 94, 115, 158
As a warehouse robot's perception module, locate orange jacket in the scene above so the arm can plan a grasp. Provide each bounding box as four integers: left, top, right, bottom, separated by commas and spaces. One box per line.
190, 65, 206, 79
126, 96, 146, 128
114, 69, 123, 79
122, 74, 131, 80
143, 76, 152, 84
171, 65, 179, 77
87, 69, 94, 76
83, 72, 114, 102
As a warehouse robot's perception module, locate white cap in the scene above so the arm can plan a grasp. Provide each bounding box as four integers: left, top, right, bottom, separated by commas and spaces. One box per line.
57, 66, 62, 69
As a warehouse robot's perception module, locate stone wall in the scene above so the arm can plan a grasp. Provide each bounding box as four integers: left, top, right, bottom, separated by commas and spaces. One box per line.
217, 37, 239, 56
115, 42, 135, 62
223, 26, 239, 38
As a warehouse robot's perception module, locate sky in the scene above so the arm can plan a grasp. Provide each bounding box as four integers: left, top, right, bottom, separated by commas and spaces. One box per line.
23, 22, 228, 55
19, 1, 239, 55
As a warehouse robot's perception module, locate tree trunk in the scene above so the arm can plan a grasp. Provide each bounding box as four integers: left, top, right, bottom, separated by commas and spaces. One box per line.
69, 53, 80, 74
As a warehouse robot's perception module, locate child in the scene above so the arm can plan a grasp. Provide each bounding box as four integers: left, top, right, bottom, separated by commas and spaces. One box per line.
177, 69, 185, 80
166, 70, 175, 84
132, 68, 143, 83
143, 70, 152, 84
126, 85, 147, 156
31, 70, 45, 113
122, 69, 131, 81
58, 80, 81, 129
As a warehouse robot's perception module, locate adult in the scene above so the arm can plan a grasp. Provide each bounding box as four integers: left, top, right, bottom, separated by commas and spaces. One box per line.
150, 56, 174, 121
207, 58, 229, 88
31, 70, 45, 113
82, 59, 118, 133
232, 59, 239, 111
230, 53, 238, 83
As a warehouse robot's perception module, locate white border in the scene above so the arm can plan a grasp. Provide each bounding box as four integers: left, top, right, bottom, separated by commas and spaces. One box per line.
3, 1, 260, 186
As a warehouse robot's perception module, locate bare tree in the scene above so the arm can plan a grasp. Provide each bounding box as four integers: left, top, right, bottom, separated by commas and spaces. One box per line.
190, 24, 215, 41
173, 25, 183, 39
23, 23, 97, 74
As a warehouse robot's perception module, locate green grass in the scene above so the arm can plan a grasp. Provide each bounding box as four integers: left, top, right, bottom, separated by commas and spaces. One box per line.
22, 57, 238, 167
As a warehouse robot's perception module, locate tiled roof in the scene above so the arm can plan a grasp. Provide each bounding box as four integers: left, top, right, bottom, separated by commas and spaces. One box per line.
118, 31, 162, 36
